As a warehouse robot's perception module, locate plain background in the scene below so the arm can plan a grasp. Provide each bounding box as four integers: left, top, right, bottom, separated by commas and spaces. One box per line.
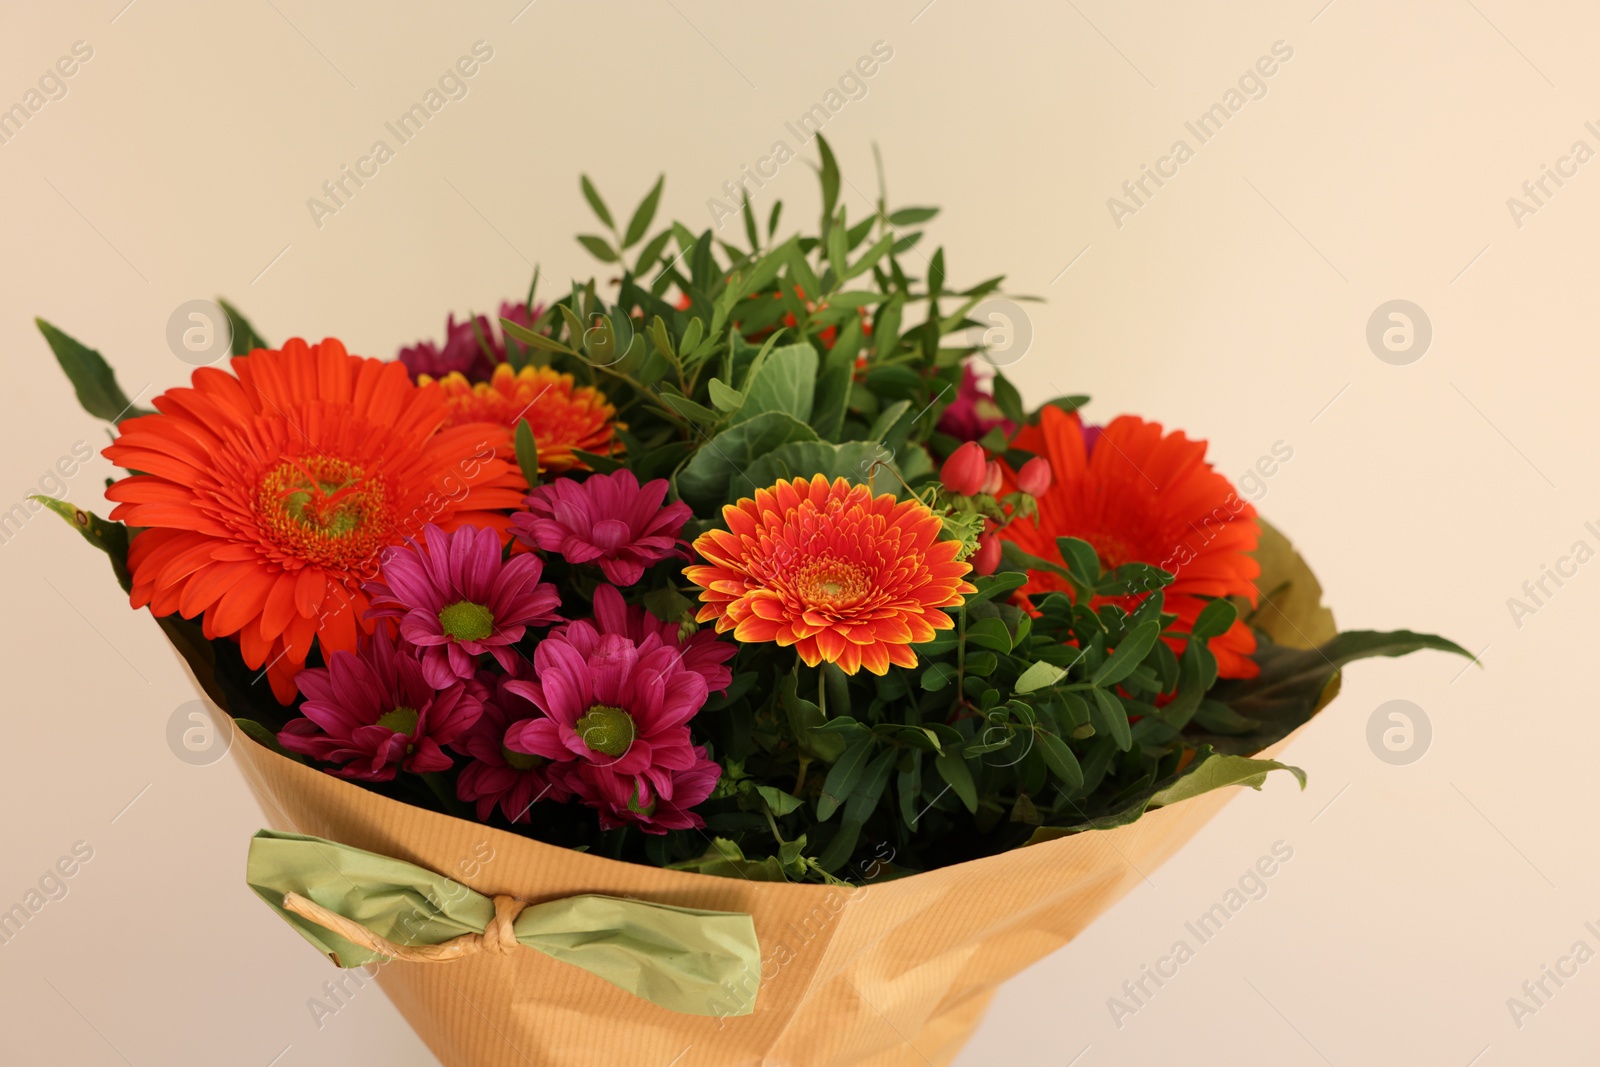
2, 1, 1596, 1064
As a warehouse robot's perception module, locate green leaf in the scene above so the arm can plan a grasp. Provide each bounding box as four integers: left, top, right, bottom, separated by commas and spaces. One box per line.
641, 586, 692, 622
964, 616, 1014, 653
668, 837, 787, 881
707, 377, 744, 413
779, 674, 846, 762
990, 372, 1025, 428
866, 399, 912, 444
677, 412, 819, 511
817, 736, 875, 821
571, 449, 625, 473
1056, 536, 1101, 586
1148, 753, 1307, 807
756, 785, 805, 817
1198, 629, 1475, 754
623, 174, 664, 248
1014, 660, 1067, 694
934, 750, 978, 814
500, 316, 575, 356
513, 420, 540, 487
737, 342, 817, 424
1089, 687, 1132, 751
577, 234, 618, 263
740, 440, 885, 500
816, 135, 840, 238
1035, 730, 1084, 791
964, 571, 1027, 606
32, 497, 132, 592
1191, 599, 1239, 640
658, 391, 720, 426
887, 206, 939, 226
1092, 618, 1162, 688
921, 663, 958, 691
36, 319, 147, 423
218, 298, 268, 354
580, 175, 614, 228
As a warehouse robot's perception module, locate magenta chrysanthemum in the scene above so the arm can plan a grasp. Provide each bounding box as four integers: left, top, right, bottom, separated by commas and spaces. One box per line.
397, 301, 542, 383
365, 523, 561, 688
511, 470, 691, 586
278, 628, 482, 781
453, 668, 573, 823
565, 744, 721, 832
586, 584, 736, 694
501, 619, 716, 833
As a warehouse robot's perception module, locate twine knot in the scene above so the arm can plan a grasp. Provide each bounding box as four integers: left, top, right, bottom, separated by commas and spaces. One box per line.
282, 891, 527, 965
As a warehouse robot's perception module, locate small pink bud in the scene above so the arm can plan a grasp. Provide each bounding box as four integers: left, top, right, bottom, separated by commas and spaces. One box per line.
981, 461, 1003, 496
972, 533, 1002, 575
1017, 456, 1053, 496
940, 441, 988, 497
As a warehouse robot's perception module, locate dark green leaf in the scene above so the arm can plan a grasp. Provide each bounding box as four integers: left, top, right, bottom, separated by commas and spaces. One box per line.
577, 234, 618, 263
514, 420, 540, 488
218, 298, 268, 354
36, 319, 147, 423
934, 750, 978, 814
1092, 619, 1162, 688
1089, 687, 1132, 751
817, 736, 875, 821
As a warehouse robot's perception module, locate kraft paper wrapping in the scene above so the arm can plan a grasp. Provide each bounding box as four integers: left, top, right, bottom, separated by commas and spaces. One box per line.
228, 725, 1254, 1067
212, 521, 1333, 1066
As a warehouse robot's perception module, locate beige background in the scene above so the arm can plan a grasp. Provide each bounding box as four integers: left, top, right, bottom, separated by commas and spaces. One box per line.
1, 1, 1595, 1063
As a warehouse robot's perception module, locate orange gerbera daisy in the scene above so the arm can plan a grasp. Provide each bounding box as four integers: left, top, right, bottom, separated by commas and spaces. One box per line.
103, 338, 526, 703
685, 475, 976, 675
999, 405, 1262, 678
422, 363, 618, 473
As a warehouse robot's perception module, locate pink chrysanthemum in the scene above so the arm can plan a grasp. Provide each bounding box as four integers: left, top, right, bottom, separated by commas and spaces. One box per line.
278, 629, 482, 781
501, 621, 716, 833
453, 668, 573, 823
565, 744, 721, 832
586, 583, 736, 694
511, 471, 692, 586
365, 523, 561, 688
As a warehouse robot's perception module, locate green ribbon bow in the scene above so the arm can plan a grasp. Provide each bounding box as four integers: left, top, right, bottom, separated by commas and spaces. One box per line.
246, 830, 760, 1017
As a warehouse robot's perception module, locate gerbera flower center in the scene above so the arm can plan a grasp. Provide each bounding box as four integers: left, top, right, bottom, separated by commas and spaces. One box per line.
575, 704, 636, 757
256, 456, 391, 567
376, 705, 419, 735
790, 556, 871, 607
500, 745, 544, 771
438, 600, 496, 642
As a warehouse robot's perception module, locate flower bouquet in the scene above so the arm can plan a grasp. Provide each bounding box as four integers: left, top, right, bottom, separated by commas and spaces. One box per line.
37, 137, 1466, 1066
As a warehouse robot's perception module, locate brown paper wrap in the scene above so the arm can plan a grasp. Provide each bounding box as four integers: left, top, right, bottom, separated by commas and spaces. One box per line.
217, 522, 1334, 1067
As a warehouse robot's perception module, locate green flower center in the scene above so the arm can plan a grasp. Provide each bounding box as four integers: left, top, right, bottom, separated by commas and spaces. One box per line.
439, 600, 495, 642
575, 704, 636, 757
377, 705, 419, 736
501, 745, 544, 771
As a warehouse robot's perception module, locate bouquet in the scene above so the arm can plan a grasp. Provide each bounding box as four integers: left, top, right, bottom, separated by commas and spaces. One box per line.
37, 137, 1466, 1066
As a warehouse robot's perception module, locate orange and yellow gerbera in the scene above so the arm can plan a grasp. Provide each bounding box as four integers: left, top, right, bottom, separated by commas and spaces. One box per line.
103, 338, 526, 703
999, 405, 1262, 678
423, 363, 618, 473
685, 475, 976, 675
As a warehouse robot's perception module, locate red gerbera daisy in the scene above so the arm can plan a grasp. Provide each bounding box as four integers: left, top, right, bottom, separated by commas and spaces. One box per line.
998, 405, 1262, 678
103, 338, 526, 703
684, 475, 976, 676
